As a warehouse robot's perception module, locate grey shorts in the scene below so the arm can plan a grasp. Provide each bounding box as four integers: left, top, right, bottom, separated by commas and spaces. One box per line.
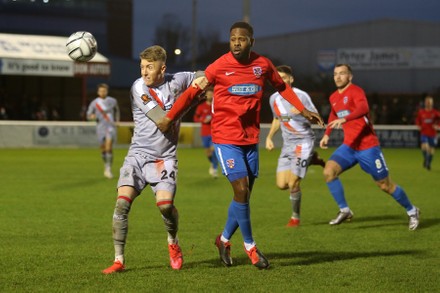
117, 153, 178, 195
97, 125, 117, 143
277, 138, 315, 179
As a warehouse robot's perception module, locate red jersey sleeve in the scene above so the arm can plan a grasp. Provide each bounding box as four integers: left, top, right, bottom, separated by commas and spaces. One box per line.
343, 94, 369, 121
166, 86, 203, 120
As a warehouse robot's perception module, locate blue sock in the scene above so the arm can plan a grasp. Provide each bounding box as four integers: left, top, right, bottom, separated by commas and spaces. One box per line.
427, 154, 433, 165
211, 152, 218, 169
327, 179, 348, 209
391, 185, 413, 211
231, 200, 253, 244
222, 201, 239, 240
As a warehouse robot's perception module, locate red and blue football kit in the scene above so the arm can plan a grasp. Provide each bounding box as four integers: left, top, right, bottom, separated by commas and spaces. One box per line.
193, 101, 212, 137
416, 108, 440, 138
325, 83, 379, 150
205, 51, 304, 145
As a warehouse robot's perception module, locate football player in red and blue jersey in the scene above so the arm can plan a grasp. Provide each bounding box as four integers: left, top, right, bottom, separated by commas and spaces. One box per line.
415, 95, 440, 170
320, 64, 420, 230
193, 87, 218, 178
158, 21, 323, 269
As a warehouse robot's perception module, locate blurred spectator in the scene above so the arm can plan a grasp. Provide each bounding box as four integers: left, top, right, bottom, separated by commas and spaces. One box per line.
0, 105, 8, 119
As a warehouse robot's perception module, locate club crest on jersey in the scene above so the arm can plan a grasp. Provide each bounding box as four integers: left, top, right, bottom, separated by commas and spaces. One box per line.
343, 96, 348, 104
226, 159, 235, 169
253, 66, 262, 78
140, 94, 151, 105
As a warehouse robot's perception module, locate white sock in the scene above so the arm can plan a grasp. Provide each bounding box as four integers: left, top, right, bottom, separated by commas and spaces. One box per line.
115, 255, 124, 264
220, 235, 229, 243
244, 241, 256, 251
341, 207, 350, 213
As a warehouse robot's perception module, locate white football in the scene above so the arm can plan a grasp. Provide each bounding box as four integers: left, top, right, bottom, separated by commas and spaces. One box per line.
66, 31, 97, 62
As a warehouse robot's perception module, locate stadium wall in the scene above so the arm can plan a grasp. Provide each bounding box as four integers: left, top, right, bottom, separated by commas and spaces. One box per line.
0, 121, 422, 149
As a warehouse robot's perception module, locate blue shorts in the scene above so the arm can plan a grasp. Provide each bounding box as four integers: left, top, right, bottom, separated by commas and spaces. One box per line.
213, 143, 259, 182
330, 144, 389, 181
420, 135, 437, 147
201, 135, 213, 148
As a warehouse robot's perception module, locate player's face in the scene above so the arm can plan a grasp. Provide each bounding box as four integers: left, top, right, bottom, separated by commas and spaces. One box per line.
278, 72, 294, 86
229, 28, 253, 62
140, 59, 166, 87
97, 87, 108, 98
333, 66, 352, 90
425, 97, 433, 109
205, 90, 213, 103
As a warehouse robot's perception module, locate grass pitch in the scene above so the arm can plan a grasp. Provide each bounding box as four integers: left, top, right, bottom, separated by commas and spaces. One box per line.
1, 147, 439, 292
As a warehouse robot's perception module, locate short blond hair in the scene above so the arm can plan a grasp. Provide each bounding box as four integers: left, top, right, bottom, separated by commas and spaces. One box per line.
139, 45, 167, 62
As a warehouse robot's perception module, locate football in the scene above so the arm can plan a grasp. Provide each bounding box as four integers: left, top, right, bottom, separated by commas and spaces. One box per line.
66, 31, 97, 62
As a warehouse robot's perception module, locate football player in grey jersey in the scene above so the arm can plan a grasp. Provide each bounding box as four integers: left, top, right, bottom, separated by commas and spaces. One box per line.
87, 83, 120, 179
102, 45, 206, 274
265, 65, 325, 227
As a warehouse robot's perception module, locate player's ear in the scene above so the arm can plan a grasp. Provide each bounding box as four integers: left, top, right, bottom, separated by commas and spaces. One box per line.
250, 37, 255, 47
161, 64, 167, 74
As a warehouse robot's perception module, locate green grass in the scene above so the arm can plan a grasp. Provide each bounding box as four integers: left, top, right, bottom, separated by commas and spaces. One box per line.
1, 147, 439, 292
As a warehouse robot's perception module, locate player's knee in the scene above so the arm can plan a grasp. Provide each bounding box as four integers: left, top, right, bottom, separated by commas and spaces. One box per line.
276, 181, 288, 190
322, 167, 336, 182
379, 182, 394, 194
375, 178, 393, 194
288, 179, 300, 191
157, 201, 175, 217
113, 197, 131, 220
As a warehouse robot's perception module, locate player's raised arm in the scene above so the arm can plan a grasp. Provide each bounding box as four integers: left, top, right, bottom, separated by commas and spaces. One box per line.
156, 82, 206, 133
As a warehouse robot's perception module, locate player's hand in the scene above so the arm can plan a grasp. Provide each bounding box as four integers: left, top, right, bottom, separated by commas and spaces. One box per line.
319, 134, 329, 149
301, 109, 325, 127
328, 118, 346, 129
265, 137, 274, 151
192, 76, 209, 90
88, 114, 96, 121
157, 116, 172, 133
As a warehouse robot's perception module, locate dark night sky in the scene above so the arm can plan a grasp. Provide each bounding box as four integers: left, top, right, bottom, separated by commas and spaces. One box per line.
132, 0, 440, 58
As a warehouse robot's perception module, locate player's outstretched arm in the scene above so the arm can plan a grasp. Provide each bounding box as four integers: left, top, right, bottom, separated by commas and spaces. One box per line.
156, 85, 205, 133
277, 82, 324, 127
301, 108, 325, 127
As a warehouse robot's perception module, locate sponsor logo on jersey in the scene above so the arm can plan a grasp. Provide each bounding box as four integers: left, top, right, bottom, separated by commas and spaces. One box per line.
253, 66, 262, 78
226, 158, 235, 169
336, 109, 350, 118
228, 84, 261, 95
280, 115, 290, 122
225, 71, 235, 76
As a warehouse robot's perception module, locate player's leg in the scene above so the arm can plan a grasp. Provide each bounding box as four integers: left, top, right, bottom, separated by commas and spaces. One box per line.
214, 144, 268, 268
286, 174, 302, 227
102, 131, 114, 178
102, 156, 146, 274
420, 135, 429, 168
286, 140, 314, 226
310, 150, 326, 167
425, 137, 436, 170
204, 136, 218, 178
150, 159, 183, 270
324, 145, 356, 225
102, 185, 139, 274
358, 146, 420, 230
210, 142, 219, 177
